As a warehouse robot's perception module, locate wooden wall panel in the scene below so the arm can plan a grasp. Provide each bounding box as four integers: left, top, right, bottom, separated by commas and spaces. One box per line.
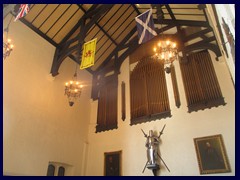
179, 50, 225, 112
130, 57, 171, 125
96, 75, 118, 132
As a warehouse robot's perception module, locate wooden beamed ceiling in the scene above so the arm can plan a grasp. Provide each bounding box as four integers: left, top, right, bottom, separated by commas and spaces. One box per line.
5, 4, 221, 76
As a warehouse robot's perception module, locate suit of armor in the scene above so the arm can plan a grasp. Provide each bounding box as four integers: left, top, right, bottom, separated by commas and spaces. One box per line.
145, 130, 159, 165
141, 125, 170, 176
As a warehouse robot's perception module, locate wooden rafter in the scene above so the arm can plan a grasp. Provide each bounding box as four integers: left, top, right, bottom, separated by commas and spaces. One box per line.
95, 26, 137, 72
59, 4, 100, 46
50, 4, 114, 76
5, 4, 223, 76
165, 4, 181, 32
19, 17, 58, 47
131, 4, 141, 15
78, 4, 117, 46
154, 19, 210, 27
183, 28, 213, 42
211, 5, 228, 58
184, 38, 221, 57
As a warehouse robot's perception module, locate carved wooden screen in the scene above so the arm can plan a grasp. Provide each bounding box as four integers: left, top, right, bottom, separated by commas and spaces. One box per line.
180, 50, 225, 112
130, 57, 171, 125
96, 74, 118, 132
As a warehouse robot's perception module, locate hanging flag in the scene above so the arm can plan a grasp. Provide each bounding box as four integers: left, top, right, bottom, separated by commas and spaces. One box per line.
135, 9, 157, 44
14, 4, 30, 22
80, 38, 97, 69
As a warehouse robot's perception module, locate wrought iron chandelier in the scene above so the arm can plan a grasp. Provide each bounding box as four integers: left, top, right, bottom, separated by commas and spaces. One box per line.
3, 16, 14, 60
153, 21, 178, 73
3, 36, 14, 60
64, 65, 83, 106
153, 39, 178, 73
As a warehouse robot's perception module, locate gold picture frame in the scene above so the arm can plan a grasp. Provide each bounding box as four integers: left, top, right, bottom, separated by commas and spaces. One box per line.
104, 150, 122, 176
194, 134, 231, 174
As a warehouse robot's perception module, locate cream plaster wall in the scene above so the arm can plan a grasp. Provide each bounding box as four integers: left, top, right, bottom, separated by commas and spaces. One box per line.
3, 5, 235, 176
206, 4, 235, 84
85, 51, 235, 176
3, 15, 92, 176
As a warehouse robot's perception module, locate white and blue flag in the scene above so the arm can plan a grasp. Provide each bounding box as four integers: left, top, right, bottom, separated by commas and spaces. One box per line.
135, 9, 157, 44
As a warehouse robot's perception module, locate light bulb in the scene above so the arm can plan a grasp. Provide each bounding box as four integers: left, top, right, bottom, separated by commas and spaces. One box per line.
153, 47, 156, 52
70, 81, 73, 84
161, 54, 164, 59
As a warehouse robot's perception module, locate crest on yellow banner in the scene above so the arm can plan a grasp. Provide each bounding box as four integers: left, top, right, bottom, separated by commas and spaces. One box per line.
80, 38, 97, 69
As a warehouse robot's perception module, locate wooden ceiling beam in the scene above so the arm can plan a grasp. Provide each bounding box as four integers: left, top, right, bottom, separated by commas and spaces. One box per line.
184, 37, 221, 57
60, 4, 100, 46
211, 4, 228, 58
165, 4, 175, 19
165, 4, 181, 32
19, 17, 58, 47
185, 43, 221, 58
68, 54, 94, 74
116, 39, 139, 72
95, 26, 137, 72
8, 5, 59, 47
60, 4, 115, 49
51, 4, 113, 76
156, 24, 176, 36
154, 19, 209, 27
77, 4, 117, 46
131, 4, 141, 15
45, 5, 72, 35
183, 28, 213, 42
185, 36, 216, 49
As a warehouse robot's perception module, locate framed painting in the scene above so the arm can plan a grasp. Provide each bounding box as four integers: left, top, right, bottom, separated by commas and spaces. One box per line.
104, 150, 121, 176
194, 134, 231, 174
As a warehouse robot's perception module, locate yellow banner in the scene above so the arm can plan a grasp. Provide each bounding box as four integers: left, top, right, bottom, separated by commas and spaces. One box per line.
80, 38, 97, 69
